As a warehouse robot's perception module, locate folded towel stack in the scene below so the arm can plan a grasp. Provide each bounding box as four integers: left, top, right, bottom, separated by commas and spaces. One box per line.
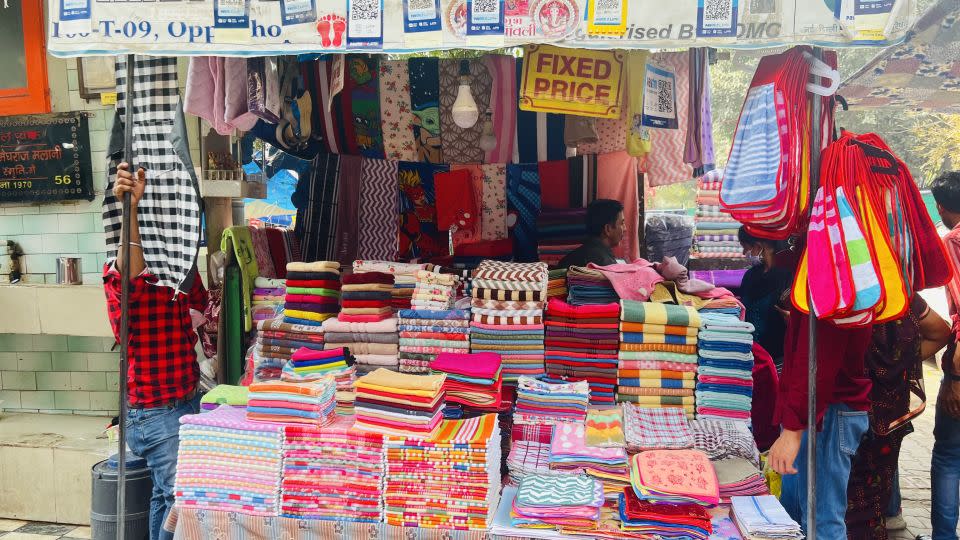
252, 276, 286, 322
253, 318, 326, 381
548, 421, 629, 493
280, 346, 357, 415
339, 271, 394, 322
511, 474, 604, 530
282, 261, 341, 326
691, 169, 746, 260
411, 269, 459, 310
430, 352, 503, 410
398, 308, 471, 374
730, 495, 803, 539
352, 260, 429, 311
547, 268, 568, 300
322, 316, 399, 374
544, 298, 620, 405
618, 301, 701, 418
353, 368, 446, 438
246, 378, 337, 426
696, 313, 755, 423
514, 375, 589, 427
714, 457, 768, 501
567, 265, 619, 306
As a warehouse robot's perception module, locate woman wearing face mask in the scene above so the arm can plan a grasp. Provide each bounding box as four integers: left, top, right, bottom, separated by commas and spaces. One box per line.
737, 226, 793, 370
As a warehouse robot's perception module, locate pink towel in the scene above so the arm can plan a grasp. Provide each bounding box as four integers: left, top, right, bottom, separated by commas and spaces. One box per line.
697, 375, 753, 386
589, 259, 663, 301
431, 352, 501, 378
597, 151, 641, 260
470, 322, 545, 331
292, 347, 348, 361
484, 55, 517, 164
185, 57, 231, 135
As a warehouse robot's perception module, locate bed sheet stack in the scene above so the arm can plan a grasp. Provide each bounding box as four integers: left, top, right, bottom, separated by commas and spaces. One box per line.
412, 270, 458, 310
398, 308, 471, 374
252, 319, 325, 381
470, 261, 548, 382
280, 347, 357, 415
544, 299, 620, 405
280, 416, 385, 522
246, 379, 337, 426
430, 352, 503, 410
566, 265, 618, 306
696, 313, 755, 423
617, 301, 701, 417
252, 276, 286, 323
175, 405, 284, 516
382, 414, 502, 531
618, 487, 713, 539
691, 169, 745, 260
547, 268, 568, 300
340, 271, 393, 322
514, 376, 590, 426
730, 496, 803, 539
629, 449, 719, 506
283, 262, 341, 326
352, 260, 429, 311
537, 208, 587, 266
511, 474, 604, 530
322, 316, 399, 374
622, 404, 694, 452
353, 368, 445, 438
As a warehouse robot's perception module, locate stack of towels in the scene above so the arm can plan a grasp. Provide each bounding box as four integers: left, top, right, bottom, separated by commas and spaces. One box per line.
199, 384, 249, 411
246, 379, 337, 426
730, 496, 803, 539
690, 418, 761, 467
252, 276, 286, 322
514, 376, 590, 425
280, 416, 385, 522
353, 260, 429, 310
622, 404, 695, 452
253, 318, 326, 381
398, 308, 471, 374
280, 347, 357, 415
619, 487, 713, 539
283, 261, 341, 326
691, 169, 745, 260
566, 265, 619, 306
549, 421, 630, 497
382, 414, 502, 531
353, 368, 445, 438
714, 457, 768, 501
470, 260, 549, 382
322, 315, 399, 374
430, 352, 503, 410
511, 474, 604, 530
618, 300, 701, 418
696, 313, 755, 423
629, 449, 719, 506
174, 405, 284, 516
544, 299, 620, 405
339, 271, 394, 322
411, 270, 458, 310
537, 208, 587, 266
506, 440, 558, 486
547, 268, 568, 300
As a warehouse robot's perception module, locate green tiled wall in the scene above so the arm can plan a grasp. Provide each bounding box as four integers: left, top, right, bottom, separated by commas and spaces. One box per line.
0, 333, 119, 415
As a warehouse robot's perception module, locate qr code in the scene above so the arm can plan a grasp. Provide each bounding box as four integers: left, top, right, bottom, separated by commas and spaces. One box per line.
653, 79, 674, 114
408, 0, 434, 8
352, 0, 380, 19
595, 0, 619, 9
473, 0, 498, 12
703, 0, 733, 21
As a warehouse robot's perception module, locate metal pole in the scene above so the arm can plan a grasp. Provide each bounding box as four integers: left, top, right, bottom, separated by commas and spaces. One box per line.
117, 53, 135, 540
806, 45, 825, 540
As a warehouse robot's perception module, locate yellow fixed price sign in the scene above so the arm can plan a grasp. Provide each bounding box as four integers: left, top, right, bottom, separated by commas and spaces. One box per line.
519, 45, 625, 119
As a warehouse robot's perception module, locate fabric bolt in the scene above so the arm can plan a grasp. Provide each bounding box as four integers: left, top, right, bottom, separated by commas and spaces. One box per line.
378, 59, 417, 162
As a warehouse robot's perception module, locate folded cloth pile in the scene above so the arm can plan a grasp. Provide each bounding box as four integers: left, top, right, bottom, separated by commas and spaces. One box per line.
339, 271, 394, 322
547, 268, 568, 299
537, 208, 587, 266
730, 495, 803, 539
618, 300, 701, 417
544, 299, 620, 405
566, 265, 619, 306
506, 441, 560, 486
280, 415, 385, 521
430, 352, 503, 409
200, 384, 249, 411
322, 316, 399, 374
353, 368, 446, 438
550, 421, 630, 498
629, 449, 719, 506
280, 347, 357, 415
283, 261, 341, 326
175, 405, 284, 516
246, 378, 337, 426
511, 474, 604, 530
253, 318, 326, 381
412, 269, 458, 310
690, 418, 761, 467
252, 276, 286, 322
382, 414, 502, 530
714, 457, 768, 501
470, 260, 549, 382
353, 260, 429, 310
691, 169, 746, 260
618, 487, 713, 539
514, 375, 590, 426
622, 403, 695, 452
696, 313, 755, 423
398, 308, 471, 374
585, 407, 626, 448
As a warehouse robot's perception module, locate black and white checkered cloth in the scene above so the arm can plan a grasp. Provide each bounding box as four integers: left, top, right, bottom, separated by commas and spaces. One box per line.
103, 56, 202, 294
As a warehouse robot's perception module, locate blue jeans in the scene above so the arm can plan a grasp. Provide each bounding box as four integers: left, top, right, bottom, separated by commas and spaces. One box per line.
125, 393, 200, 540
781, 403, 869, 539
887, 470, 901, 517
932, 380, 960, 539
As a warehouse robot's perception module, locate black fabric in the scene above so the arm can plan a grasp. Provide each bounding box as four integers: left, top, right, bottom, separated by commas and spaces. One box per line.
558, 236, 617, 268
293, 153, 340, 262
740, 264, 792, 361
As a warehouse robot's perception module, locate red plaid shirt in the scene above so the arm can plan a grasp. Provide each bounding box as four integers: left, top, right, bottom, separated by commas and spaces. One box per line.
103, 263, 207, 408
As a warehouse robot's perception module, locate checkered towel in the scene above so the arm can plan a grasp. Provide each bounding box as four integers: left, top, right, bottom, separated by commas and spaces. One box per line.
622, 403, 694, 450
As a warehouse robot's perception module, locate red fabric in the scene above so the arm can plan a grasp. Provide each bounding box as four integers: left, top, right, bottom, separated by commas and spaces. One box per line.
775, 308, 872, 431
545, 320, 620, 330
341, 272, 394, 285
621, 488, 711, 526
284, 294, 339, 304
284, 279, 341, 289
545, 340, 619, 350
434, 169, 478, 231
538, 159, 570, 209
454, 238, 514, 257
751, 342, 780, 452
103, 264, 207, 408
339, 313, 393, 323
264, 227, 289, 278
341, 300, 390, 308
546, 298, 620, 318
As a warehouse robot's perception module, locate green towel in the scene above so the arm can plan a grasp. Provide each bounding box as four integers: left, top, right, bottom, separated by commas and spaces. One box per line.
286, 287, 341, 298
620, 300, 701, 327
221, 226, 259, 332
201, 384, 250, 406
224, 265, 244, 384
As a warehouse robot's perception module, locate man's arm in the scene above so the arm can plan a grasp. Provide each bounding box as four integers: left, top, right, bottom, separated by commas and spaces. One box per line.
114, 162, 146, 276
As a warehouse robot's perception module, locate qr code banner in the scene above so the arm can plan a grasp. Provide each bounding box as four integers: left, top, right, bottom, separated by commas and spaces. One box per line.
641, 62, 679, 129
697, 0, 739, 37
348, 0, 383, 45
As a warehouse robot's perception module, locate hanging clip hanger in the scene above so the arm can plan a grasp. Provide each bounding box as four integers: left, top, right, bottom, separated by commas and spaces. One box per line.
803, 51, 841, 97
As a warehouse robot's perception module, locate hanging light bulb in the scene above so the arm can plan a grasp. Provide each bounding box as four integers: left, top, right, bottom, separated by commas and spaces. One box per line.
451, 59, 480, 129
479, 110, 497, 152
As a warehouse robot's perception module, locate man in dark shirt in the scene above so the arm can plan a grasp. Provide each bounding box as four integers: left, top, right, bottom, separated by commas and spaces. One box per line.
558, 199, 625, 268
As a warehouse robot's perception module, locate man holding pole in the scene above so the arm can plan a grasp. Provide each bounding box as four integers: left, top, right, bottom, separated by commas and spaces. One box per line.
103, 162, 207, 540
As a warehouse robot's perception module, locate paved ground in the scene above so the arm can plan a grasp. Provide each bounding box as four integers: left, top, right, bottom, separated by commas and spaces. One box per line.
0, 520, 89, 540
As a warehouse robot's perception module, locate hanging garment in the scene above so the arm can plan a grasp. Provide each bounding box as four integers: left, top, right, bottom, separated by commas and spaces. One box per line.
224, 58, 258, 132
221, 226, 259, 332
409, 57, 444, 164
333, 154, 362, 264
357, 157, 399, 260
449, 164, 485, 247
378, 59, 418, 162
344, 55, 385, 158
597, 151, 640, 261
313, 58, 347, 155
515, 58, 567, 163
484, 55, 517, 164
294, 153, 341, 262
247, 56, 282, 124
439, 58, 493, 164
507, 163, 541, 262
104, 56, 202, 294
398, 161, 450, 259
625, 50, 651, 157
644, 52, 695, 187
538, 159, 571, 210
481, 163, 509, 241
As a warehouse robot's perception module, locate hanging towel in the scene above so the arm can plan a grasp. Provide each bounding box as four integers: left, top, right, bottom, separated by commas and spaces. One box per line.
439, 58, 492, 164
357, 157, 399, 260
644, 52, 695, 187
484, 54, 516, 164
507, 163, 541, 262
597, 151, 640, 260
314, 58, 346, 155
249, 227, 276, 279
378, 59, 417, 162
398, 161, 449, 259
625, 50, 652, 157
221, 226, 259, 332
345, 55, 385, 159
185, 57, 232, 136
333, 154, 362, 264
408, 57, 443, 163
293, 153, 340, 262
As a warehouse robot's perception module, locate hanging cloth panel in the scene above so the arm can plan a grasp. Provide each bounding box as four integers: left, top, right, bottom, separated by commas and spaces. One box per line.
538, 159, 571, 210
408, 57, 444, 164
515, 58, 567, 163
379, 59, 418, 162
439, 58, 493, 164
398, 161, 450, 259
449, 164, 485, 247
597, 151, 640, 261
644, 51, 695, 187
506, 163, 541, 262
484, 54, 517, 164
333, 154, 363, 264
315, 59, 346, 155
345, 55, 386, 159
358, 157, 399, 261
293, 153, 341, 262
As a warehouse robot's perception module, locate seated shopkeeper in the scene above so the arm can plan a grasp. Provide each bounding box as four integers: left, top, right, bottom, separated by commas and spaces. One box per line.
558, 199, 626, 268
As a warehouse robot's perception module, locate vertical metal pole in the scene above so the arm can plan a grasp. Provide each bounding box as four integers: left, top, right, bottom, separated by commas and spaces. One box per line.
117, 53, 135, 540
806, 46, 826, 540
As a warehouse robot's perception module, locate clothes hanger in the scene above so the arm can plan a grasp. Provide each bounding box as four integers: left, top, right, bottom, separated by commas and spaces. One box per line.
802, 51, 841, 97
